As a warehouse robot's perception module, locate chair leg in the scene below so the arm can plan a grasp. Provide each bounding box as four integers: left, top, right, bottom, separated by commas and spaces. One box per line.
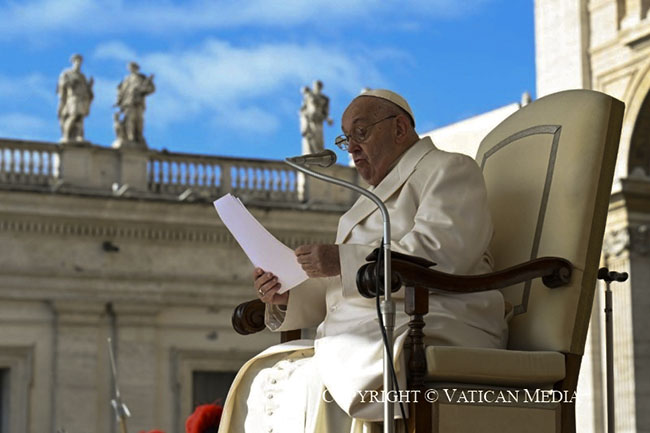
557, 353, 580, 433
560, 401, 575, 433
409, 398, 433, 433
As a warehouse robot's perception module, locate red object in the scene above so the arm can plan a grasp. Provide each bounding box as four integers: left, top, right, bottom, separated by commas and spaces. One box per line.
186, 403, 223, 433
139, 430, 166, 433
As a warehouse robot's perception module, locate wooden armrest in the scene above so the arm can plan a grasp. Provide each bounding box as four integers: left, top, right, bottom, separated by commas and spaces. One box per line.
232, 299, 265, 335
365, 247, 436, 268
357, 256, 572, 296
232, 300, 302, 343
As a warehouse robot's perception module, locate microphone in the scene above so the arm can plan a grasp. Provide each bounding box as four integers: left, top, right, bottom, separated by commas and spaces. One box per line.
286, 150, 337, 167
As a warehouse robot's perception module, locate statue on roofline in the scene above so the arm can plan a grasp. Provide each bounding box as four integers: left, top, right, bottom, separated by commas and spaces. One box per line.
113, 61, 155, 150
299, 80, 333, 155
57, 54, 94, 143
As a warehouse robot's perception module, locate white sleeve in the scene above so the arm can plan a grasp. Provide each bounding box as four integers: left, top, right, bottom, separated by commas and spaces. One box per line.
337, 154, 493, 298
265, 277, 330, 332
392, 154, 493, 274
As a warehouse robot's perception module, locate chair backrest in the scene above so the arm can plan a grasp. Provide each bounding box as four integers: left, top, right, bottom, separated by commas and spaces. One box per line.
475, 90, 624, 355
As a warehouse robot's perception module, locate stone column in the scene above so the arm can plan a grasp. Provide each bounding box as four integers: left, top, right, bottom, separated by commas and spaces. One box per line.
597, 178, 650, 433
112, 302, 161, 433
576, 285, 606, 433
602, 228, 636, 433
534, 0, 592, 97
51, 300, 110, 433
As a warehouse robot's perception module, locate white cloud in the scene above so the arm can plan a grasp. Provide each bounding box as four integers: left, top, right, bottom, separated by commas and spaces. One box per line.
91, 38, 390, 134
403, 0, 492, 17
91, 76, 117, 107
0, 113, 51, 139
0, 0, 492, 38
94, 41, 137, 63
0, 73, 55, 104
217, 106, 280, 134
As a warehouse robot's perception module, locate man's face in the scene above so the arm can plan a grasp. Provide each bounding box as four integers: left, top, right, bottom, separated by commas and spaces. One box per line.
341, 97, 400, 186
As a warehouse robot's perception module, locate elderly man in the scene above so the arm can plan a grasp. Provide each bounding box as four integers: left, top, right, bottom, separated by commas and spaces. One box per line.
219, 90, 507, 433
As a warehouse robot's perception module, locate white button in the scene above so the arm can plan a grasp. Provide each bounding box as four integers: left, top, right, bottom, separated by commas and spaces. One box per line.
267, 394, 274, 399
330, 304, 338, 312
267, 428, 273, 433
270, 379, 277, 384
267, 410, 273, 416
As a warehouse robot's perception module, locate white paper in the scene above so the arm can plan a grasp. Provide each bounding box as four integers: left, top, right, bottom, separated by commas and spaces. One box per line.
213, 193, 308, 293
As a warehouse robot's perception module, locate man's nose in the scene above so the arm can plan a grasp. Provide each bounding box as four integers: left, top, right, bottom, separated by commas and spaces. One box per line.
347, 140, 361, 153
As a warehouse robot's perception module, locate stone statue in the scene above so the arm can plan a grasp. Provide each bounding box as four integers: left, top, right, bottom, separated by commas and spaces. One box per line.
56, 54, 94, 143
299, 80, 333, 154
113, 62, 155, 149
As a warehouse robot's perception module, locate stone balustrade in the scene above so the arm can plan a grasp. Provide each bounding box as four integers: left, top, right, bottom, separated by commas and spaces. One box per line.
148, 151, 300, 202
0, 138, 358, 209
0, 138, 60, 186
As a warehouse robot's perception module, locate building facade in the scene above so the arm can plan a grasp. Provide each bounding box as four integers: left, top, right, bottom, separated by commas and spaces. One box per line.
2, 1, 650, 432
0, 139, 358, 433
536, 1, 650, 432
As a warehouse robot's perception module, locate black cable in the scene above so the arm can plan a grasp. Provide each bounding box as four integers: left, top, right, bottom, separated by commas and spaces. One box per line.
375, 240, 409, 432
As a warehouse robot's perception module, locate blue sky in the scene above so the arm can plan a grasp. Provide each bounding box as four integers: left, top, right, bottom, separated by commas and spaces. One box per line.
0, 0, 536, 162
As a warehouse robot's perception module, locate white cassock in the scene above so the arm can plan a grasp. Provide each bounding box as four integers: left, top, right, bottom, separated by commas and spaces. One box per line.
218, 137, 508, 433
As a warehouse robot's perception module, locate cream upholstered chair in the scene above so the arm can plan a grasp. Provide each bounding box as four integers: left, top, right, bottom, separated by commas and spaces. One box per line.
361, 89, 624, 433
232, 89, 625, 432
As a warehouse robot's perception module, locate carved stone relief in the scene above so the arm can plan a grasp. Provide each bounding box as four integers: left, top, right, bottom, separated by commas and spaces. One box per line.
604, 224, 650, 257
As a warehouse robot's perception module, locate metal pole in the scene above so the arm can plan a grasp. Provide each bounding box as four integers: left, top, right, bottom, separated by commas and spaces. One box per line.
382, 235, 395, 433
598, 266, 627, 433
605, 280, 615, 433
108, 338, 131, 433
284, 160, 395, 433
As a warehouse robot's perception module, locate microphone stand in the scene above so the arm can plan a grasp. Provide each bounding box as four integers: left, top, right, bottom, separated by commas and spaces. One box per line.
285, 158, 396, 433
597, 267, 628, 433
108, 338, 130, 433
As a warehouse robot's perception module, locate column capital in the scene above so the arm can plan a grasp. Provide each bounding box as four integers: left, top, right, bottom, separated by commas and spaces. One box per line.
604, 223, 650, 258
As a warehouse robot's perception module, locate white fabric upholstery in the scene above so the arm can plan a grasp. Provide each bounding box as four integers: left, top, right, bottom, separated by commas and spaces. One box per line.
425, 346, 566, 387
437, 403, 560, 433
419, 90, 624, 433
475, 90, 624, 354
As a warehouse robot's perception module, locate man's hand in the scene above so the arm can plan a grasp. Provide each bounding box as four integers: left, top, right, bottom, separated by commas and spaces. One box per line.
253, 268, 289, 305
295, 244, 340, 278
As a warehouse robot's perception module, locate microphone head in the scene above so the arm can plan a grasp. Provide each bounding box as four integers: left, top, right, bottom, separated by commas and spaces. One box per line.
315, 150, 337, 167
286, 150, 337, 167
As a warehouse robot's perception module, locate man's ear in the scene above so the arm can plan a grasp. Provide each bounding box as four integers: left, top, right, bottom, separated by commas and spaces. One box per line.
394, 114, 410, 143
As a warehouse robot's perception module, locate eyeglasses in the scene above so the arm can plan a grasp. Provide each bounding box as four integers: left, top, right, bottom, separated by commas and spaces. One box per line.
334, 115, 397, 151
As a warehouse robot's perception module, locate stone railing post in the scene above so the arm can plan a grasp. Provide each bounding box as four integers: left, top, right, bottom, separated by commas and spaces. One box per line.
118, 148, 149, 192
59, 142, 94, 186
221, 160, 233, 195
303, 164, 361, 207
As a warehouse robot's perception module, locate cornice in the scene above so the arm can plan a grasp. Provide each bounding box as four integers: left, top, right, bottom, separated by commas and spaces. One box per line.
0, 272, 254, 309
0, 214, 333, 247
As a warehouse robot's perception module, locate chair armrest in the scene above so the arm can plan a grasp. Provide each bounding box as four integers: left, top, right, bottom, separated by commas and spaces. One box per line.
232, 299, 266, 335
365, 247, 436, 268
231, 300, 302, 343
357, 256, 572, 296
